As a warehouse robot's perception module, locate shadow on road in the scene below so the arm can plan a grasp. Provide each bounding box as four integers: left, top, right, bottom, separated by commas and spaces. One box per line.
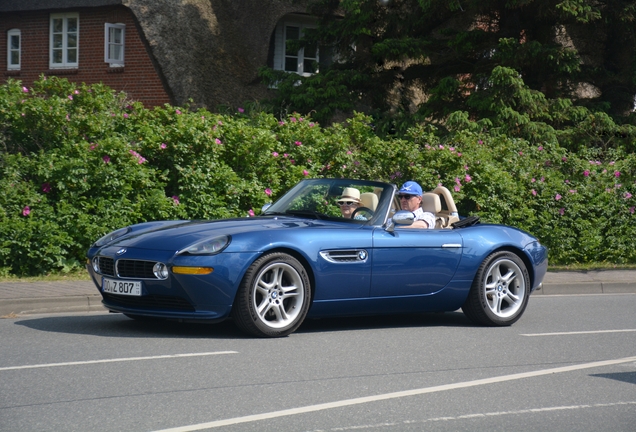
13, 310, 473, 339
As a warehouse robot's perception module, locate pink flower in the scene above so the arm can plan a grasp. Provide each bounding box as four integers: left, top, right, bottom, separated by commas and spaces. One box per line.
160, 143, 167, 149
538, 146, 543, 151
68, 95, 73, 100
215, 138, 222, 145
265, 188, 272, 196
291, 117, 297, 123
295, 141, 302, 146
562, 157, 567, 162
555, 194, 562, 201
238, 107, 244, 113
569, 190, 577, 194
610, 161, 615, 165
454, 185, 461, 192
90, 143, 97, 150
22, 86, 29, 93
172, 196, 180, 205
176, 109, 182, 115
41, 183, 51, 193
596, 161, 602, 165
541, 177, 545, 182
248, 209, 255, 217
102, 155, 111, 163
559, 208, 565, 215
309, 122, 315, 127
630, 207, 635, 214
272, 152, 279, 157
519, 151, 523, 156
531, 189, 537, 196
625, 192, 633, 199
464, 174, 472, 183
22, 206, 30, 216
123, 113, 129, 118
531, 178, 536, 183
584, 170, 590, 177
457, 152, 462, 157
615, 171, 621, 178
439, 145, 444, 149
302, 170, 309, 176
283, 153, 289, 158
478, 140, 483, 144
279, 121, 285, 126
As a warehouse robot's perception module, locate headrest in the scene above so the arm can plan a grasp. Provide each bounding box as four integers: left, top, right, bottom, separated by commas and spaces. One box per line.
422, 192, 441, 214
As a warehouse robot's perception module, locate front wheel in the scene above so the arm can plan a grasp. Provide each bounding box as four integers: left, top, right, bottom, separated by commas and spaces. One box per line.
462, 251, 530, 326
232, 252, 311, 337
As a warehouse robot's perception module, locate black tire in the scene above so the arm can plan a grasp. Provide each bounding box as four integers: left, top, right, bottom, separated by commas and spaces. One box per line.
232, 252, 311, 337
461, 251, 530, 326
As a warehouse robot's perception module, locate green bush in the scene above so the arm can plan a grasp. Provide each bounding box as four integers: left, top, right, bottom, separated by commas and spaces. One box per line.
0, 77, 635, 275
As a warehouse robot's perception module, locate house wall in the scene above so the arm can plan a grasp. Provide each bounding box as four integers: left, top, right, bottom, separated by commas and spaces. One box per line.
0, 5, 171, 107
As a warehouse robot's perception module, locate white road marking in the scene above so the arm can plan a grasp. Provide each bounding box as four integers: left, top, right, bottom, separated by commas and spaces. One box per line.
521, 329, 636, 337
152, 356, 636, 432
305, 401, 636, 431
0, 351, 237, 371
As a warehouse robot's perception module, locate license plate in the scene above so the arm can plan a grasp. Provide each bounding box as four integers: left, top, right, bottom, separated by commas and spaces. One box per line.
102, 277, 142, 296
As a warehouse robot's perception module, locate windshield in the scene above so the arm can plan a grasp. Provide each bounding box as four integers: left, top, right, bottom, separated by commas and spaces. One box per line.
263, 178, 396, 225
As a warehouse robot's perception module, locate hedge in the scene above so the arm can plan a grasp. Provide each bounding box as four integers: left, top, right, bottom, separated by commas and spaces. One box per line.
1, 77, 634, 275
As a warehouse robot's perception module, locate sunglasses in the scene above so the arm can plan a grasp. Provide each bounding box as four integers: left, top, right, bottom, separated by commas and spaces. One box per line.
397, 194, 416, 200
337, 201, 357, 206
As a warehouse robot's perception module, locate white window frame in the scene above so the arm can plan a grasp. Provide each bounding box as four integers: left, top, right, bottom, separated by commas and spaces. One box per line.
49, 12, 79, 69
273, 16, 319, 77
7, 29, 21, 70
104, 23, 125, 67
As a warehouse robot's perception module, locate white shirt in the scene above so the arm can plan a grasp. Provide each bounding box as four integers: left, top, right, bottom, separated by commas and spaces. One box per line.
413, 207, 436, 229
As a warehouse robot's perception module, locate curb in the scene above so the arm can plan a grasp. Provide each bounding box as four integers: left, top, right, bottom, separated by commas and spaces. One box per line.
0, 295, 105, 317
533, 282, 636, 296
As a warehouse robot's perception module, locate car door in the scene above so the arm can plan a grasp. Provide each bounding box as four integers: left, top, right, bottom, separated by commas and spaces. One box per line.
370, 228, 463, 297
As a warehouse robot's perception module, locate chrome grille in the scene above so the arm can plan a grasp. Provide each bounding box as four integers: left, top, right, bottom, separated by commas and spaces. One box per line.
117, 260, 156, 279
320, 249, 368, 263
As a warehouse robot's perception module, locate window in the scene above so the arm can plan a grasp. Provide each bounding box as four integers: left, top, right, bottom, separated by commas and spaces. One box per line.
104, 23, 125, 66
50, 13, 79, 68
7, 29, 21, 70
273, 17, 319, 76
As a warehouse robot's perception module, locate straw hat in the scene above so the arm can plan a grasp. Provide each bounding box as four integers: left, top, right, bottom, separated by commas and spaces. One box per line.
339, 187, 361, 203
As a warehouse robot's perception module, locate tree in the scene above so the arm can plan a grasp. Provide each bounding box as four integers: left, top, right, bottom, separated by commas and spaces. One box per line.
260, 0, 636, 136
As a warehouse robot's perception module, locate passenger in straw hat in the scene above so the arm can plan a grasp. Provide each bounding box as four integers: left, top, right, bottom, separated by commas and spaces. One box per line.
337, 187, 362, 219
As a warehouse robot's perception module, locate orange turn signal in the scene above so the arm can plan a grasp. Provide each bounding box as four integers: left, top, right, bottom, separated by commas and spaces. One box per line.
172, 266, 214, 275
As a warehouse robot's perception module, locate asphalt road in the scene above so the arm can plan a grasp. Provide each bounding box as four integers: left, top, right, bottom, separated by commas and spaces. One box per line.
1, 294, 635, 432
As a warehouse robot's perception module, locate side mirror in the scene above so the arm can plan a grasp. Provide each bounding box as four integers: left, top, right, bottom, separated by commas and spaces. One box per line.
261, 203, 272, 213
385, 210, 414, 232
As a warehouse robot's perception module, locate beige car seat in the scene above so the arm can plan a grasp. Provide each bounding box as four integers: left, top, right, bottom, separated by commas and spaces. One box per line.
421, 186, 460, 228
360, 192, 379, 211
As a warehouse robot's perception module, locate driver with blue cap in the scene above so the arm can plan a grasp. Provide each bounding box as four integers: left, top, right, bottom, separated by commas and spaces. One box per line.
397, 181, 435, 229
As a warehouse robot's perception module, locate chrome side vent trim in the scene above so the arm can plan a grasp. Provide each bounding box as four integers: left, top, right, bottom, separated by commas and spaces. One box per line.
320, 249, 369, 263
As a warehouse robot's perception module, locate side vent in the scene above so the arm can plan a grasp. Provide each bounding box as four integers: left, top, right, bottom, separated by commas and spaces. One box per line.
320, 249, 369, 263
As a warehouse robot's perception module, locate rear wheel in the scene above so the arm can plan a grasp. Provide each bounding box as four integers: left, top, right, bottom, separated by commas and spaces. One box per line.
462, 251, 530, 326
232, 252, 311, 337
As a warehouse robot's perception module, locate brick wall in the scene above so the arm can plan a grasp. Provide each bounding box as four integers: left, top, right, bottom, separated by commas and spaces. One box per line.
1, 5, 171, 107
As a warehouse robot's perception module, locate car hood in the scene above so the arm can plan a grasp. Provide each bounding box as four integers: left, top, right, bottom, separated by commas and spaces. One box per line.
105, 217, 343, 251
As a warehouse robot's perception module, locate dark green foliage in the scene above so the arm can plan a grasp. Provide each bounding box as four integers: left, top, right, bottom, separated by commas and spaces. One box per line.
260, 0, 636, 140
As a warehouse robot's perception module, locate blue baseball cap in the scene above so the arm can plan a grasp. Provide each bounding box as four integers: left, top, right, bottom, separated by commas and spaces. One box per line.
399, 181, 423, 196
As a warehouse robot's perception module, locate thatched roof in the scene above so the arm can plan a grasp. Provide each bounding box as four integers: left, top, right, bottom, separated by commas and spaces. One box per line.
3, 0, 313, 109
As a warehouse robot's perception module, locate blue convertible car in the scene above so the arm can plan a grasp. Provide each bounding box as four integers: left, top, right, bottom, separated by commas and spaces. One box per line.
87, 178, 548, 337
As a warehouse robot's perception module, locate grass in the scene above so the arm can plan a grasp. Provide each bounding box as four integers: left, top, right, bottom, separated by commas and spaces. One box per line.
1, 262, 635, 283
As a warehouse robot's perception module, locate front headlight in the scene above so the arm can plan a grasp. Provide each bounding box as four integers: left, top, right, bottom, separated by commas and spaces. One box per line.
93, 227, 131, 247
177, 235, 231, 255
